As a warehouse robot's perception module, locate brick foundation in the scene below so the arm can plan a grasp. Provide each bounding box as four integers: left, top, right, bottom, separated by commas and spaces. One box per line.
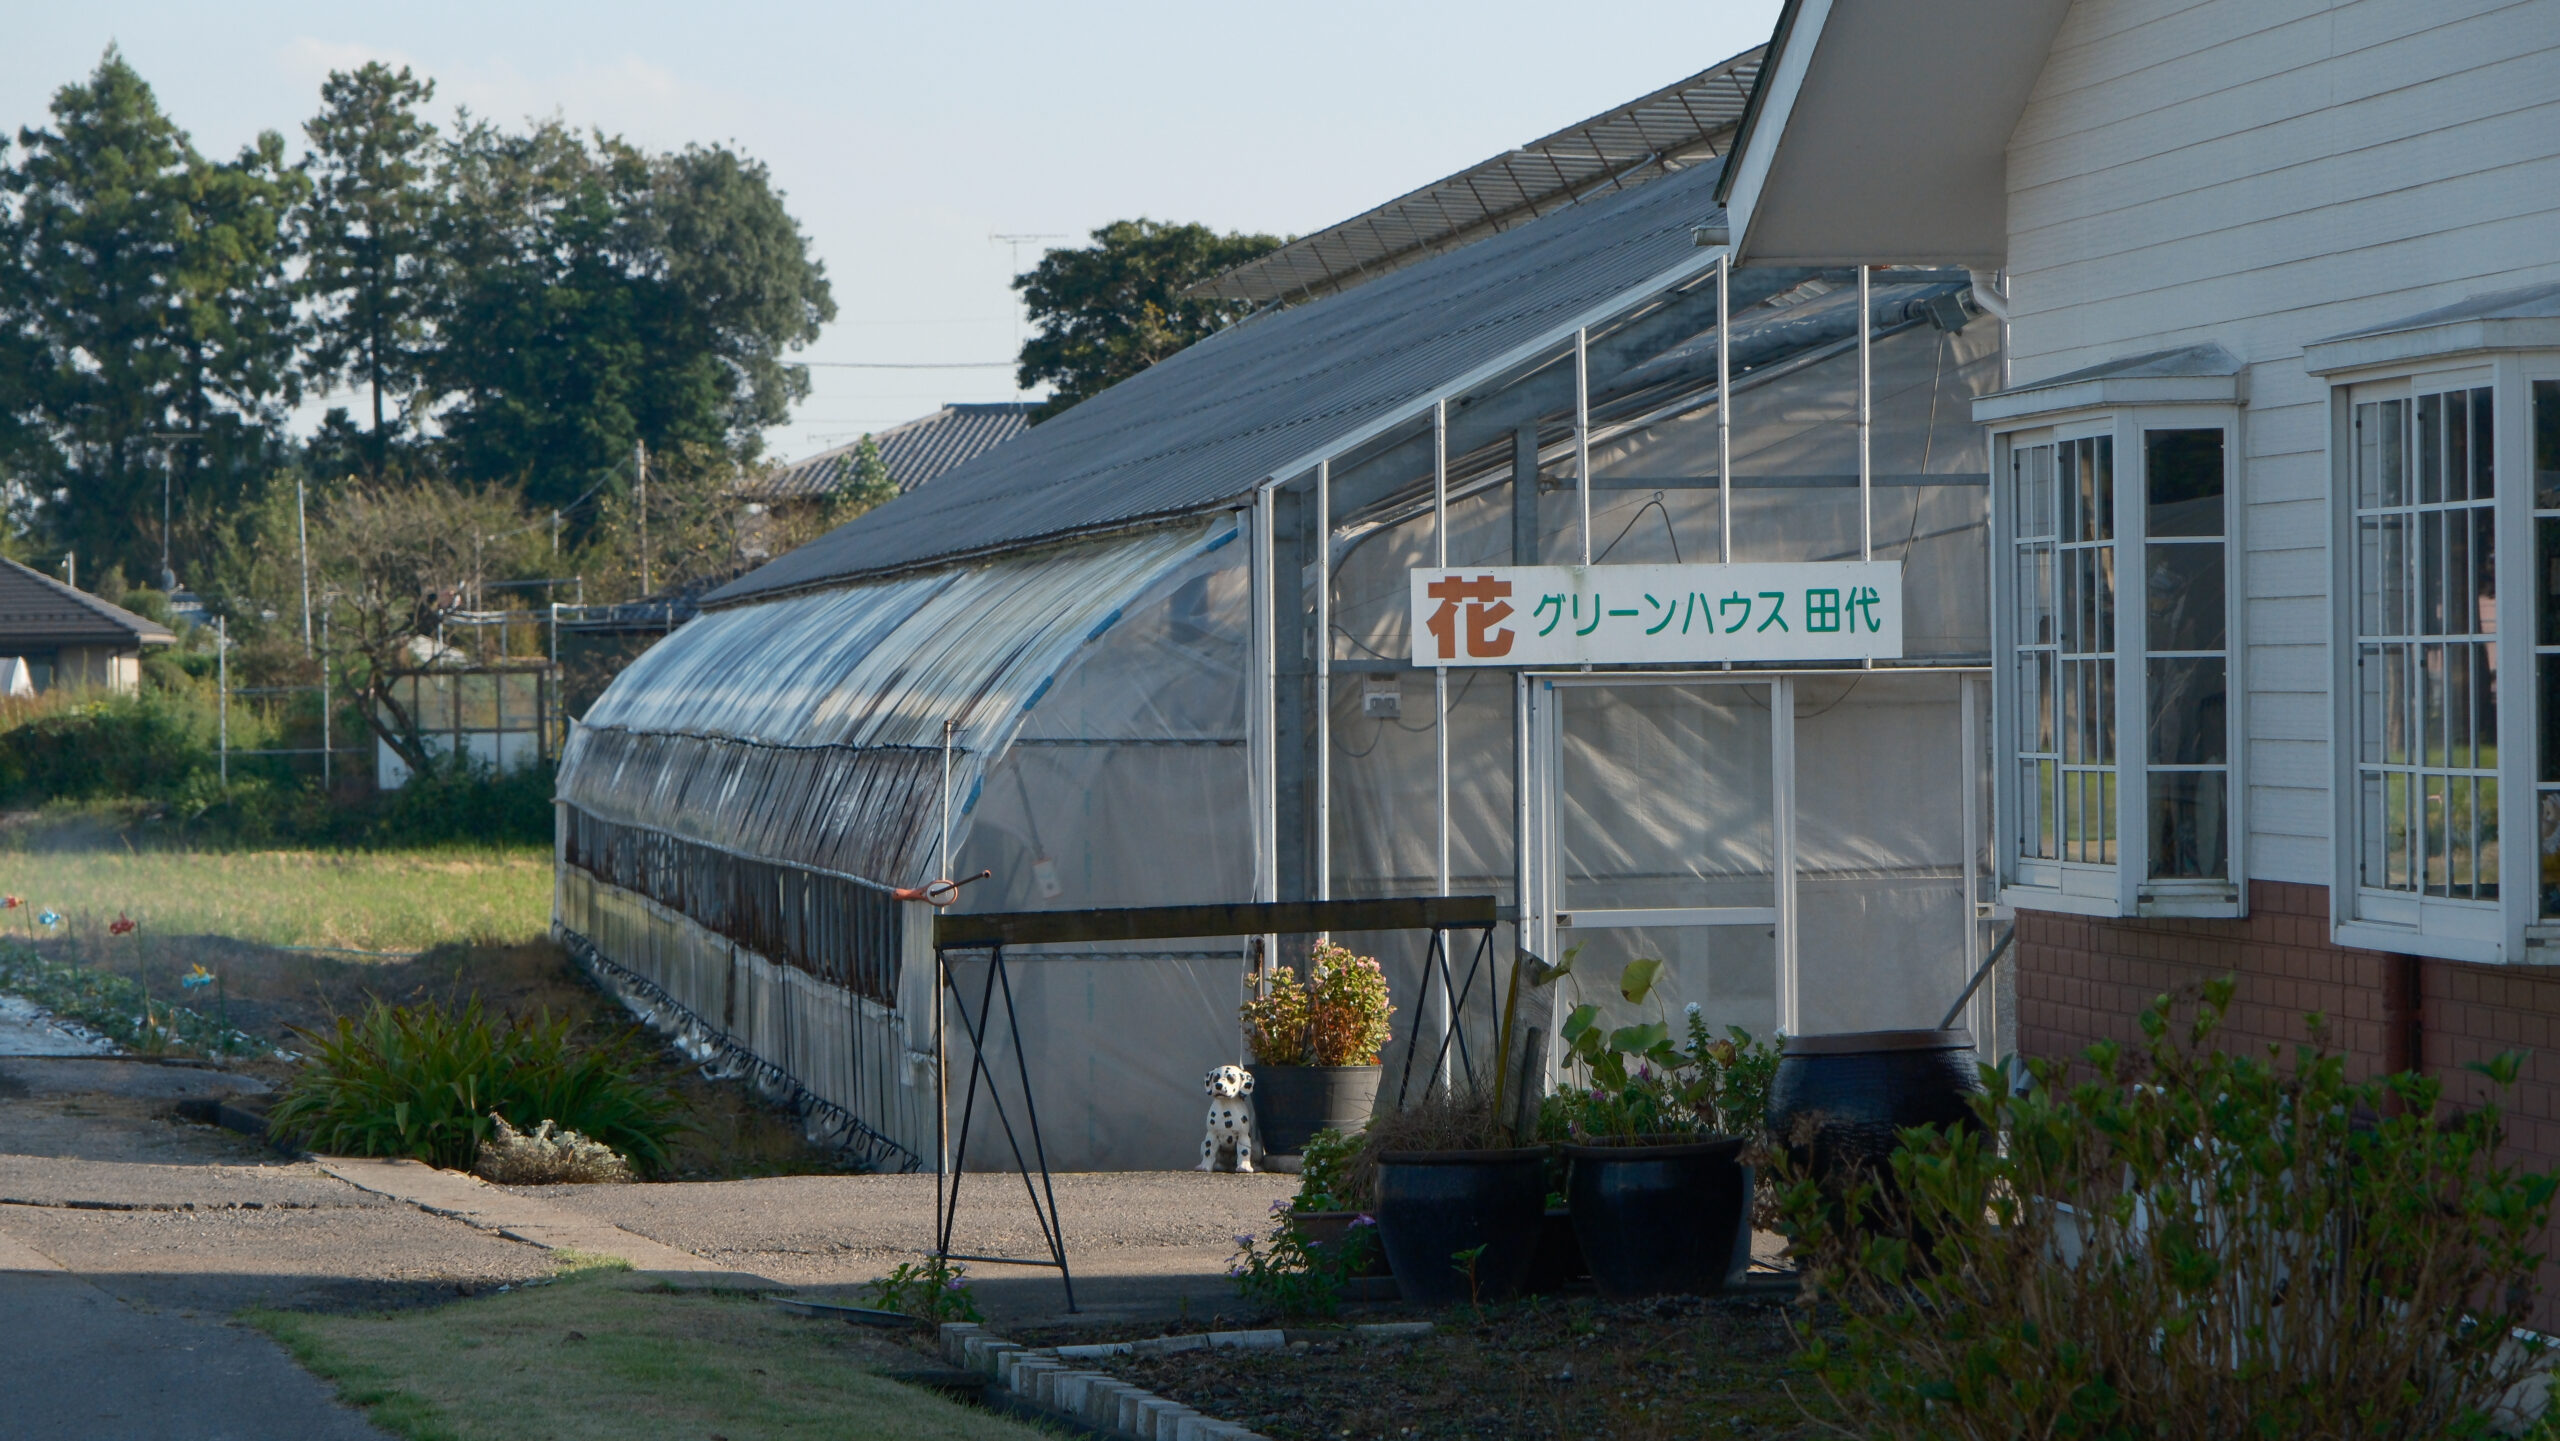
2016, 878, 2560, 1327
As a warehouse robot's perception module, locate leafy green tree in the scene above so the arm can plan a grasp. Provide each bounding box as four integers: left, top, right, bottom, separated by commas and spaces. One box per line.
0, 49, 300, 584
296, 62, 441, 476
1012, 219, 1282, 420
828, 433, 895, 522
427, 119, 832, 514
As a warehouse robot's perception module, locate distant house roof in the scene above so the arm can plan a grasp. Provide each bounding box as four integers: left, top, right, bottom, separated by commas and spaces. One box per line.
1187, 47, 1765, 306
0, 559, 176, 649
744, 402, 1039, 502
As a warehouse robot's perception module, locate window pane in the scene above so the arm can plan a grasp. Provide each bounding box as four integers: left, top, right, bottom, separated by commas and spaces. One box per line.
2380, 399, 2407, 506
2541, 791, 2560, 915
2477, 506, 2498, 635
2148, 657, 2228, 765
2473, 387, 2496, 497
2537, 381, 2560, 509
2541, 655, 2560, 785
2447, 639, 2474, 771
2420, 393, 2443, 505
2095, 436, 2115, 542
2447, 390, 2471, 502
2145, 429, 2225, 537
2149, 770, 2228, 880
2421, 509, 2445, 635
2481, 777, 2501, 900
2360, 646, 2386, 765
2147, 541, 2226, 651
2479, 640, 2500, 759
2383, 644, 2411, 765
2018, 545, 2053, 643
2450, 775, 2475, 894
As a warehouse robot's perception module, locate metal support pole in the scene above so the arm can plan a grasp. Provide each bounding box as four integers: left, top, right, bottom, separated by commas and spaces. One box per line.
1574, 330, 1592, 567
296, 475, 313, 655
1252, 484, 1279, 909
937, 718, 954, 1181
1858, 264, 1873, 563
1314, 460, 1331, 904
216, 615, 228, 784
1774, 676, 1800, 1036
320, 604, 332, 790
1433, 401, 1452, 1093
1717, 253, 1733, 564
635, 439, 650, 596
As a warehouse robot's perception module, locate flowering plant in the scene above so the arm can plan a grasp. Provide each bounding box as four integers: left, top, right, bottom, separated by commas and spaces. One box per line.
1239, 941, 1394, 1066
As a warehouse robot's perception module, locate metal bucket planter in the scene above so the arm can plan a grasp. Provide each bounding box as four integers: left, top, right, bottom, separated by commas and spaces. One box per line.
1247, 1063, 1381, 1156
1563, 1135, 1751, 1297
1373, 1147, 1547, 1305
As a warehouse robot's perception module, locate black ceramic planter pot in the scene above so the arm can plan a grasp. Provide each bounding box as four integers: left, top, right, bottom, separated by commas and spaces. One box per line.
1765, 1029, 1984, 1223
1374, 1148, 1547, 1305
1564, 1135, 1751, 1298
1247, 1064, 1382, 1156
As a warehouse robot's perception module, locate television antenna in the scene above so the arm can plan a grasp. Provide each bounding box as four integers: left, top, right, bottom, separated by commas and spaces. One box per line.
989, 233, 1067, 363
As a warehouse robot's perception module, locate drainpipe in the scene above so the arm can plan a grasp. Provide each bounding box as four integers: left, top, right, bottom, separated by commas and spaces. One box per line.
1967, 268, 2012, 390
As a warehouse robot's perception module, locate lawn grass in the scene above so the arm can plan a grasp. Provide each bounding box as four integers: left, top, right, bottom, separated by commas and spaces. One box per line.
0, 845, 551, 952
250, 1257, 1049, 1441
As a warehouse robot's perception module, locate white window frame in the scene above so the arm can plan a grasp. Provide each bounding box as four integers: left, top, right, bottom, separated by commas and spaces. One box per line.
1990, 405, 2246, 919
2326, 358, 2549, 965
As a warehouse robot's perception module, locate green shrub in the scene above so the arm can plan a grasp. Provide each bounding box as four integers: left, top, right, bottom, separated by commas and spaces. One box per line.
1784, 977, 2560, 1441
862, 1257, 982, 1324
269, 999, 677, 1174
0, 691, 219, 805
1230, 1212, 1378, 1319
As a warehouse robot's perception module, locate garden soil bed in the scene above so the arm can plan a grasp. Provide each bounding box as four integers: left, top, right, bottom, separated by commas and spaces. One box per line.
1008, 1291, 1821, 1440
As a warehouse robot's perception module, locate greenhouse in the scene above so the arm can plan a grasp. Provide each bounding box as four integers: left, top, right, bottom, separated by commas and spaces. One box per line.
553, 148, 2009, 1172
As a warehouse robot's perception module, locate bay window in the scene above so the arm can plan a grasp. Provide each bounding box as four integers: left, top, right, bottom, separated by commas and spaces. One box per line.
1993, 410, 2238, 917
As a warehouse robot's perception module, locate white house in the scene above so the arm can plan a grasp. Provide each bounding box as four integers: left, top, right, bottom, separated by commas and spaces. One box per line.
1716, 0, 2560, 1311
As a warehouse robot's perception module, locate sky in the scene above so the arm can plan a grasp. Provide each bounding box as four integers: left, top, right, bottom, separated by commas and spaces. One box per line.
3, 2, 1785, 465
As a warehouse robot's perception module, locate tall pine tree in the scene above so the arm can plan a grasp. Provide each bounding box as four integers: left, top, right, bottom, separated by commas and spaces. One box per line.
296, 63, 440, 477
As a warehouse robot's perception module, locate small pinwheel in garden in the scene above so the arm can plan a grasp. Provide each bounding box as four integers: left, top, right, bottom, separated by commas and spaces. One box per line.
181, 964, 216, 990
109, 914, 136, 936
3, 896, 20, 909
38, 910, 60, 929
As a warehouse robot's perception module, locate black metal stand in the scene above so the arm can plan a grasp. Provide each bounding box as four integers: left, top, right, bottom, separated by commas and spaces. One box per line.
924, 895, 1499, 1316
932, 940, 1077, 1312
1394, 924, 1497, 1109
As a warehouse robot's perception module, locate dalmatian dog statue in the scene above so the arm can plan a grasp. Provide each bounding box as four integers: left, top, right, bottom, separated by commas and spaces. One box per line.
1197, 1064, 1258, 1173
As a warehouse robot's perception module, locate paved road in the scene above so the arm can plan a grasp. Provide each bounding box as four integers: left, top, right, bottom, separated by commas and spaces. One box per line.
0, 1226, 390, 1441
510, 1168, 1301, 1325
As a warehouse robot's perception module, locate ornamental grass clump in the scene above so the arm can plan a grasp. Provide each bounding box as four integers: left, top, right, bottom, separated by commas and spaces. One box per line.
1240, 941, 1395, 1066
1783, 976, 2560, 1441
268, 999, 678, 1175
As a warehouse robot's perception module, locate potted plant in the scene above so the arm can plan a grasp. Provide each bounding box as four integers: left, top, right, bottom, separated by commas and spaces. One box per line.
1539, 956, 1776, 1298
1367, 1083, 1548, 1306
1277, 1126, 1392, 1280
1240, 941, 1395, 1156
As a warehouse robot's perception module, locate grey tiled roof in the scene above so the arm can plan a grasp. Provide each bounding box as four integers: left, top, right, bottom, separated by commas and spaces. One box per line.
747, 403, 1037, 502
0, 558, 176, 648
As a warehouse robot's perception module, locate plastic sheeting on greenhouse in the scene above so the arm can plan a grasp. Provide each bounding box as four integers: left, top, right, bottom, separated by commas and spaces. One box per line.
556, 519, 1256, 1169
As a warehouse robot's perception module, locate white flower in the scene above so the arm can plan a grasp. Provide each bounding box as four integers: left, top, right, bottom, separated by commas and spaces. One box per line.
1685, 1001, 1701, 1018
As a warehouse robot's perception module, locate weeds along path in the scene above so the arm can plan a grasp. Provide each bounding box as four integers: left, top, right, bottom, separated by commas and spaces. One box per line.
0, 846, 553, 953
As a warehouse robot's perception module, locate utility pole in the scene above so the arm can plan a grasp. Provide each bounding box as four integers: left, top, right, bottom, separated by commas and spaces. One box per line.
216, 615, 229, 785
320, 602, 333, 791
635, 439, 650, 595
296, 475, 313, 655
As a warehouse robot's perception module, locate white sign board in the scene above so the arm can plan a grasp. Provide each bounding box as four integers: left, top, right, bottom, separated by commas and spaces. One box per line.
1409, 563, 1903, 667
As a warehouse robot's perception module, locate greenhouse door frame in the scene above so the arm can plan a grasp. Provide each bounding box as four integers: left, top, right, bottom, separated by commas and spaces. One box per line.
1520, 666, 1995, 1063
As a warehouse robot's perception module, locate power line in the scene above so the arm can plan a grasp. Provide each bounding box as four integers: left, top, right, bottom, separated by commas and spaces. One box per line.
800, 360, 1014, 370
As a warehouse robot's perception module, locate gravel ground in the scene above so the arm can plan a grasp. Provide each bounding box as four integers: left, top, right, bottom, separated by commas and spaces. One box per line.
1080, 1292, 1820, 1441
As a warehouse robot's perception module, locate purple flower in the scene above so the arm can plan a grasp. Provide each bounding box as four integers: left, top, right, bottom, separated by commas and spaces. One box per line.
1227, 1264, 1247, 1277
1235, 1233, 1256, 1248
1269, 1198, 1289, 1214
1349, 1214, 1377, 1228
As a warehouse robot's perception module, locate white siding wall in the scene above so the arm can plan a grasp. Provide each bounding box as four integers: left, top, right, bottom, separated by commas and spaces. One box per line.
2004, 0, 2560, 885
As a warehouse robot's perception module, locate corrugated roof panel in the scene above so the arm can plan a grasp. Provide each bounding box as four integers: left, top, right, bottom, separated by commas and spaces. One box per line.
1190, 47, 1763, 305
709, 155, 1738, 607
